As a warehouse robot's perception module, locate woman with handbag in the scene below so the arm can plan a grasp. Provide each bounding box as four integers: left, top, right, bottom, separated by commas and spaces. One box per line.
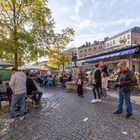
76, 68, 84, 98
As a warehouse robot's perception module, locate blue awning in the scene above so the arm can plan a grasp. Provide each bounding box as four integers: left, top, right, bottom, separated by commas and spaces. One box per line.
78, 47, 138, 63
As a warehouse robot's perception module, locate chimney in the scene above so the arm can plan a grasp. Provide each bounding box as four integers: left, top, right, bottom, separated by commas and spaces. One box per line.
104, 37, 109, 42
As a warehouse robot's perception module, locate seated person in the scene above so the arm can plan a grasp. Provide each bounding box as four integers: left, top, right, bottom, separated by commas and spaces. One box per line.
47, 75, 53, 87
26, 73, 43, 107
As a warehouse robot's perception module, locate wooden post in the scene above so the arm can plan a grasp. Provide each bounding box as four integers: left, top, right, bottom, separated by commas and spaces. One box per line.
129, 55, 132, 70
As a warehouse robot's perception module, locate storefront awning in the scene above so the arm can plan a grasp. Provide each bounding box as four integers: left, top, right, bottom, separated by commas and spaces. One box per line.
78, 46, 140, 63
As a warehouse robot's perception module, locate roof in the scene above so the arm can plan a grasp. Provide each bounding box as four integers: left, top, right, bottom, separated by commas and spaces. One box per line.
107, 26, 140, 40
0, 61, 14, 67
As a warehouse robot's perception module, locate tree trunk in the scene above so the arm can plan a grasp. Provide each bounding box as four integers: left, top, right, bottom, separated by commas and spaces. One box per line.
62, 55, 65, 72
13, 1, 18, 68
14, 52, 18, 68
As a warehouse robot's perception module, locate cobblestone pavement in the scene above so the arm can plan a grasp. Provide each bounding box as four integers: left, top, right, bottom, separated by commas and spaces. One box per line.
0, 87, 140, 140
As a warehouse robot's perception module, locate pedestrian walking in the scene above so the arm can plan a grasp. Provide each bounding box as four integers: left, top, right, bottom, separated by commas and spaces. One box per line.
76, 68, 84, 97
7, 68, 27, 123
113, 62, 136, 119
91, 63, 102, 103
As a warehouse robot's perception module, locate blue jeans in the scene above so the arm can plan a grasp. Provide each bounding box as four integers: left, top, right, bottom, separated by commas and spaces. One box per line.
10, 93, 26, 119
117, 88, 132, 115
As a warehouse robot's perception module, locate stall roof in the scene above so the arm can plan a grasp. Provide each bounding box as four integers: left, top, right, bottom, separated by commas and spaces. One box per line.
19, 65, 41, 70
0, 61, 14, 67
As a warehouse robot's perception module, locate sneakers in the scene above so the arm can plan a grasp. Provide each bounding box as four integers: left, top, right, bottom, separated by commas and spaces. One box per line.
125, 114, 132, 119
19, 116, 25, 121
91, 99, 101, 103
80, 95, 84, 98
97, 99, 101, 102
5, 118, 15, 123
91, 99, 97, 103
113, 111, 123, 115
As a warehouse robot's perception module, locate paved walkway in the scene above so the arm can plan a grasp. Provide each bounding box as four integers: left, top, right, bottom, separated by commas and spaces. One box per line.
0, 87, 140, 140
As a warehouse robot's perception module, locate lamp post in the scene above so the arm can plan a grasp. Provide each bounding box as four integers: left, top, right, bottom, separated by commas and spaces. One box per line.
72, 52, 77, 68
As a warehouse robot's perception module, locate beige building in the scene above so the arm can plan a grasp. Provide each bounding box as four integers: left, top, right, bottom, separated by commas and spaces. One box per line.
77, 27, 140, 72
105, 26, 140, 49
78, 41, 104, 59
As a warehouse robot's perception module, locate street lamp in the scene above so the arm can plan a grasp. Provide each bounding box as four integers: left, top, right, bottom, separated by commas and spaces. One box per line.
72, 52, 77, 68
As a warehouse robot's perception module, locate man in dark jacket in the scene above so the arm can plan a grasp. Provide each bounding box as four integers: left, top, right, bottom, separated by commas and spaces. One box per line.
26, 74, 43, 107
113, 62, 136, 119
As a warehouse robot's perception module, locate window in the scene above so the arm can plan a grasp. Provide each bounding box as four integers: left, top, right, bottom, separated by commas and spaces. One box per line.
113, 40, 115, 44
88, 48, 92, 52
127, 34, 130, 39
127, 41, 130, 44
123, 36, 126, 39
84, 49, 87, 52
80, 50, 83, 53
110, 42, 112, 46
99, 46, 102, 49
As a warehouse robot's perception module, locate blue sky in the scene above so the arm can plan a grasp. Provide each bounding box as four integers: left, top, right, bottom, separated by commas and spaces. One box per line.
48, 0, 140, 47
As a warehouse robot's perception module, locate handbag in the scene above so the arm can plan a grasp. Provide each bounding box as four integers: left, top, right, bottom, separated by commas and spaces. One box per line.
77, 79, 82, 85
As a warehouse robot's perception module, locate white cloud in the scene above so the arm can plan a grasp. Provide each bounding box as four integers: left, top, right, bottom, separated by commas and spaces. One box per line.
75, 0, 83, 15
61, 6, 70, 13
91, 0, 100, 9
108, 0, 117, 10
70, 0, 83, 23
75, 17, 140, 32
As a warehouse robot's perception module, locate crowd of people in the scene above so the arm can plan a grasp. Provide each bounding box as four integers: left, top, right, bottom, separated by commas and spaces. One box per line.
0, 61, 140, 123
0, 68, 44, 123
76, 61, 139, 119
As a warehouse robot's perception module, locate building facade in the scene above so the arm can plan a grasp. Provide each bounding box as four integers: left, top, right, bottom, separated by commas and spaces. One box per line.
104, 27, 140, 49
78, 41, 104, 59
77, 27, 140, 73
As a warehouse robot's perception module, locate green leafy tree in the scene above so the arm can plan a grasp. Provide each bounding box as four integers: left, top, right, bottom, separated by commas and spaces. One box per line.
48, 28, 75, 71
0, 0, 54, 67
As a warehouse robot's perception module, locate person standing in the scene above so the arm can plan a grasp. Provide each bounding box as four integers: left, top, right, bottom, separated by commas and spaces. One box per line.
102, 72, 109, 99
76, 68, 84, 97
91, 63, 102, 103
114, 62, 136, 119
8, 68, 27, 123
99, 61, 109, 77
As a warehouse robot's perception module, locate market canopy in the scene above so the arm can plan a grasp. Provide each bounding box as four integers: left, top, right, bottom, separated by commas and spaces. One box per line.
0, 61, 14, 67
19, 65, 41, 70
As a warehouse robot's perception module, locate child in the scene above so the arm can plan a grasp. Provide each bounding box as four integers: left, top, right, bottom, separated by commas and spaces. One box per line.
102, 72, 109, 99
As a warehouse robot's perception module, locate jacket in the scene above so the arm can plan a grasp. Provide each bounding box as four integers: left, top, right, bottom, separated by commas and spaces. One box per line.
9, 71, 26, 95
92, 68, 102, 87
76, 72, 84, 85
116, 69, 136, 93
26, 77, 37, 95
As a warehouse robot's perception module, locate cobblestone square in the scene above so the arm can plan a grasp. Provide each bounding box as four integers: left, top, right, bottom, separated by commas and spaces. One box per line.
0, 88, 140, 140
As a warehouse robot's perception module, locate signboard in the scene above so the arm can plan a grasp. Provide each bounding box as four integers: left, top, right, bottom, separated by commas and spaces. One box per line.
0, 69, 11, 80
